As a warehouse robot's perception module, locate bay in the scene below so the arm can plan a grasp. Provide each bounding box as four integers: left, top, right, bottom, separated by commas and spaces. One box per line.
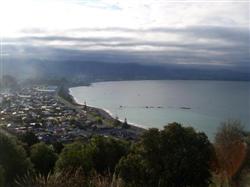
70, 80, 250, 139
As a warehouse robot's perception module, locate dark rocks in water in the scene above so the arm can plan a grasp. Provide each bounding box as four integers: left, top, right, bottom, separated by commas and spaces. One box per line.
180, 107, 191, 109
145, 106, 164, 109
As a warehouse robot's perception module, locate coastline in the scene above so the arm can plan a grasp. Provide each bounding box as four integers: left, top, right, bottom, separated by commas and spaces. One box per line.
57, 86, 146, 136
68, 87, 147, 130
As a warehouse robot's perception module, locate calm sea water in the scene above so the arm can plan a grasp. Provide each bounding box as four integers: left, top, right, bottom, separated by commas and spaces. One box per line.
70, 80, 250, 139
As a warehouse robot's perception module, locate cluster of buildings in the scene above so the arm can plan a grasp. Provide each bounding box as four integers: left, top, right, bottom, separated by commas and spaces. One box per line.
0, 86, 141, 143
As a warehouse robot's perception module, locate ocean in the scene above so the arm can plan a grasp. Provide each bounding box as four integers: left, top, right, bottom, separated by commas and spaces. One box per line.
70, 80, 250, 139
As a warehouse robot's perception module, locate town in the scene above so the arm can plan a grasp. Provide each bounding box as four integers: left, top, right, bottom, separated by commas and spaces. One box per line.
0, 86, 144, 143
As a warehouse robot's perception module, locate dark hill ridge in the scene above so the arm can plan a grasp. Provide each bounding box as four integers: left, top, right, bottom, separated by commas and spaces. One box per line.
3, 58, 250, 83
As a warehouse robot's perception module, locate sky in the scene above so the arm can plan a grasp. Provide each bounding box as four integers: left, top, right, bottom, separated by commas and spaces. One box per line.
0, 0, 249, 69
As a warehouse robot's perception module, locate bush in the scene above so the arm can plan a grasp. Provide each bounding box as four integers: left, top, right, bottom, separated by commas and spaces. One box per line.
116, 122, 213, 187
0, 165, 4, 187
214, 120, 248, 186
30, 143, 58, 176
52, 141, 64, 154
0, 132, 32, 186
18, 131, 39, 147
55, 142, 93, 175
115, 154, 145, 187
90, 136, 129, 174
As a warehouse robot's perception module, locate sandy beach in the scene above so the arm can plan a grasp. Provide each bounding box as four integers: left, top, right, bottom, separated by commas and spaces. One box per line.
57, 86, 146, 139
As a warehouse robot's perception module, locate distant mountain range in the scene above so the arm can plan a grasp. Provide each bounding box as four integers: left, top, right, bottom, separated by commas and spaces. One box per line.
3, 59, 250, 84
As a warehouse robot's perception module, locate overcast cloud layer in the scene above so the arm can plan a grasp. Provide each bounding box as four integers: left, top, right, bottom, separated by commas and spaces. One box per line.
0, 0, 249, 69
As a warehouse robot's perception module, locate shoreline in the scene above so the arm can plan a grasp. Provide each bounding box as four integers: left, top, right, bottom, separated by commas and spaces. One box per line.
58, 86, 146, 135
68, 88, 147, 130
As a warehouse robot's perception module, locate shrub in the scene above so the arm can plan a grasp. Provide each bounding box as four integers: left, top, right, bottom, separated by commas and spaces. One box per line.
30, 143, 58, 176
116, 122, 213, 187
55, 142, 93, 175
0, 132, 32, 186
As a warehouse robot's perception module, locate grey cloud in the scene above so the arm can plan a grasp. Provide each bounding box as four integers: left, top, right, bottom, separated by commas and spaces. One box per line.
13, 27, 250, 50
7, 36, 133, 43
9, 35, 248, 64
7, 25, 250, 69
71, 25, 249, 43
4, 43, 249, 69
20, 25, 249, 45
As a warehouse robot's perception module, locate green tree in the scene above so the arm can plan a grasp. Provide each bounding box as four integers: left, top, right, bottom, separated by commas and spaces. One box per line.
52, 141, 64, 154
90, 136, 129, 174
30, 143, 58, 176
0, 132, 32, 186
18, 131, 39, 147
122, 118, 129, 129
0, 165, 4, 187
115, 154, 145, 187
55, 142, 93, 175
116, 122, 213, 187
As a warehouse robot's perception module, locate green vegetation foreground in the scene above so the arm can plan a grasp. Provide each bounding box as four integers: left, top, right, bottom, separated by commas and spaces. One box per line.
0, 121, 249, 187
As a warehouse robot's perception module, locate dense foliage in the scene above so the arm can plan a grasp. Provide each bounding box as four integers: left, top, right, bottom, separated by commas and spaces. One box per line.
0, 121, 249, 187
30, 143, 58, 176
18, 131, 40, 147
0, 165, 4, 187
116, 123, 213, 187
55, 136, 129, 175
55, 142, 93, 175
213, 120, 249, 186
90, 136, 130, 174
0, 133, 32, 186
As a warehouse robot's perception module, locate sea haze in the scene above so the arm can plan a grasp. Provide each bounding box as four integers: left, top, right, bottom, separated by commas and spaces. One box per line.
70, 80, 250, 139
